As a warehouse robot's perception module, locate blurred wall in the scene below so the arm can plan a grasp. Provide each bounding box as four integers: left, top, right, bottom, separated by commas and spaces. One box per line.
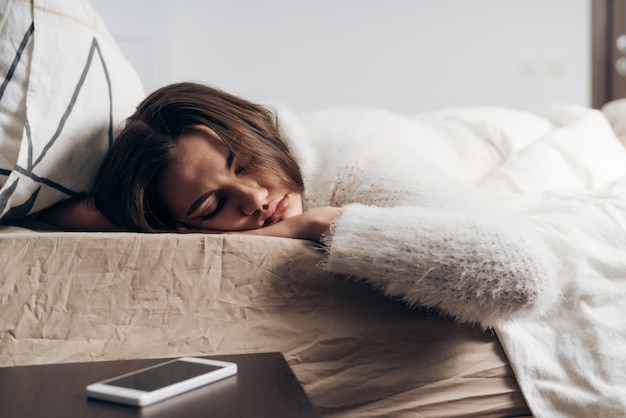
91, 0, 591, 113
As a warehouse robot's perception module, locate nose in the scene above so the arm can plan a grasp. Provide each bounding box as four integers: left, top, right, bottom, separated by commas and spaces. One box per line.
231, 181, 269, 216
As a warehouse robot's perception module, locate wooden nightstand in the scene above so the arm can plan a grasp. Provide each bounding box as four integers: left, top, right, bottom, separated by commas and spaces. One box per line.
0, 352, 319, 418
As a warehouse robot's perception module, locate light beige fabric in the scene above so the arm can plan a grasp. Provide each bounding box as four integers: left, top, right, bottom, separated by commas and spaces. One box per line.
0, 226, 527, 416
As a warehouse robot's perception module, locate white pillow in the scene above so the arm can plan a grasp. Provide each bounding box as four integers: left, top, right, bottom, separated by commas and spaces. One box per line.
0, 0, 144, 222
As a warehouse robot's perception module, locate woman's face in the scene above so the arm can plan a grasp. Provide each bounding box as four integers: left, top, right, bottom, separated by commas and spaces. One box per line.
158, 125, 303, 232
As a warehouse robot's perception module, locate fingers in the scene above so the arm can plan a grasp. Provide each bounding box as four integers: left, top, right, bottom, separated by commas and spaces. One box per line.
173, 206, 341, 241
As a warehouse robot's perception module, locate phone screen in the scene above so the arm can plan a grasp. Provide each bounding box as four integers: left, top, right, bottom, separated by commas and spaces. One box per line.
107, 361, 224, 392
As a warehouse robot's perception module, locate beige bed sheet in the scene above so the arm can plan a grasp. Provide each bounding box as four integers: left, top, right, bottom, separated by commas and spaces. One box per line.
0, 225, 529, 417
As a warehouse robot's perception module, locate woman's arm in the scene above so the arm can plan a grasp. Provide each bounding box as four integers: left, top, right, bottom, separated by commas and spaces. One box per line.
37, 194, 120, 231
319, 203, 558, 327
177, 207, 342, 242
209, 200, 556, 326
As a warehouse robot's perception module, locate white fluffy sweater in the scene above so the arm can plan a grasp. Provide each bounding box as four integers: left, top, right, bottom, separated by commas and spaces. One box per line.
276, 106, 558, 327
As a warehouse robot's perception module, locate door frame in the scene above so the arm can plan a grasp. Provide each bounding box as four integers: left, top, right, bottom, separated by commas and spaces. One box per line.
592, 0, 610, 108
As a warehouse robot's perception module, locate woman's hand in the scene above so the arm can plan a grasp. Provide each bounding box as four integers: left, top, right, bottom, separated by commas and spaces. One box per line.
242, 206, 342, 241
178, 206, 342, 242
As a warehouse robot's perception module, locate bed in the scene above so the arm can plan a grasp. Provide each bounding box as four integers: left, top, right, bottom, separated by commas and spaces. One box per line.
0, 227, 529, 417
2, 1, 626, 417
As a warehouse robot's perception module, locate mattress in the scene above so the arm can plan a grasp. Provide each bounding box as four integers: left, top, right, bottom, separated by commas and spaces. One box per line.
0, 224, 528, 417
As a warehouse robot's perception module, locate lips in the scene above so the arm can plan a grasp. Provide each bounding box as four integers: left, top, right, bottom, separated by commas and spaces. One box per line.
263, 195, 289, 227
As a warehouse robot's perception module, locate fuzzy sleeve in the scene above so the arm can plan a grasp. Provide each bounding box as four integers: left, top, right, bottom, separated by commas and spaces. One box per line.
320, 203, 558, 327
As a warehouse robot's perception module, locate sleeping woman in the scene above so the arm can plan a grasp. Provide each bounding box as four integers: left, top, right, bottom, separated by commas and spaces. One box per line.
41, 81, 558, 327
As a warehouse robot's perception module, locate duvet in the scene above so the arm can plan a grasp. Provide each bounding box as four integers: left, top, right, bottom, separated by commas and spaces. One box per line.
473, 104, 626, 417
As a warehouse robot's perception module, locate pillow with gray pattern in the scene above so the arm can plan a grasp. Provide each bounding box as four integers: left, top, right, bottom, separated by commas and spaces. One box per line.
0, 0, 144, 223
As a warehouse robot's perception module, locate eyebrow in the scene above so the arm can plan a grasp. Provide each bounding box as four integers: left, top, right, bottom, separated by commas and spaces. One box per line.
225, 150, 234, 170
184, 151, 235, 218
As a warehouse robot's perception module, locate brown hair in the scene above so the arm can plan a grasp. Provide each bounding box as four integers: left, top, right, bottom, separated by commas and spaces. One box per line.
93, 82, 304, 232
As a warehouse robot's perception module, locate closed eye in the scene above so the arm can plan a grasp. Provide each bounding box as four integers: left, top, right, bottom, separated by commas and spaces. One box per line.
201, 192, 227, 220
226, 151, 234, 170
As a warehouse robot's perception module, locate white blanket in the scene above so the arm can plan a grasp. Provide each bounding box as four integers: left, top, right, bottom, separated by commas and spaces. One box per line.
441, 105, 626, 416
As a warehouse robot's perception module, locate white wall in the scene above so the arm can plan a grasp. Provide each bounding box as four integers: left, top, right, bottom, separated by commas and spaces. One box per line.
91, 0, 591, 113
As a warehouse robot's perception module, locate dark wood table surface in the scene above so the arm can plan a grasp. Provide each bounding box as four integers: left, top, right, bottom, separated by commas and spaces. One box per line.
0, 352, 320, 418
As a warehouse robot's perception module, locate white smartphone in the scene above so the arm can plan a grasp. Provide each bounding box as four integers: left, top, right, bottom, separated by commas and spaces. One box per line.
86, 357, 238, 407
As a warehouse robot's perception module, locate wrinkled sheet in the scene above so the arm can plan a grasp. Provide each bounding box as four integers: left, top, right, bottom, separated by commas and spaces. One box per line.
0, 227, 527, 417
